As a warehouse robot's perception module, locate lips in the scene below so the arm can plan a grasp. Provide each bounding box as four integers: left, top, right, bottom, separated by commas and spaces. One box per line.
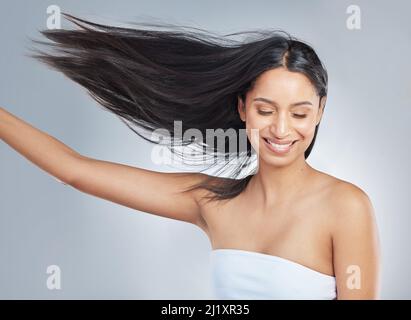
263, 137, 297, 154
264, 137, 296, 145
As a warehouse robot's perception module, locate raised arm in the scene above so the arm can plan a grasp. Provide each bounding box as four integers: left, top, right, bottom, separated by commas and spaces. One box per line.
0, 107, 208, 227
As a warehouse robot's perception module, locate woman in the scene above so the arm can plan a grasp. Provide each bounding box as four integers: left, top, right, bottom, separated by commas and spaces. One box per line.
0, 13, 380, 299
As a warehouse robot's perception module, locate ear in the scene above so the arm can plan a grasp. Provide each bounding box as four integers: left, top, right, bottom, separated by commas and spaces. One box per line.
316, 96, 326, 126
237, 96, 246, 122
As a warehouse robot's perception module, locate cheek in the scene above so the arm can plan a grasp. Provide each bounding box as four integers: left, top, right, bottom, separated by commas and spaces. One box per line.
243, 120, 263, 151
244, 117, 265, 138
245, 114, 268, 129
293, 120, 317, 138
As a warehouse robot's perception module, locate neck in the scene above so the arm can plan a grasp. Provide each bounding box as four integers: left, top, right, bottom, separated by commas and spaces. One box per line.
249, 156, 314, 207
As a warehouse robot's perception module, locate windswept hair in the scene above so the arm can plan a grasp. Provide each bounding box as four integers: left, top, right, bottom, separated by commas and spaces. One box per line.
30, 13, 328, 203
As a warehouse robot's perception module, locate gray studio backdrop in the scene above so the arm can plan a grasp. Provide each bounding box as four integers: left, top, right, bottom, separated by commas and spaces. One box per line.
0, 0, 410, 299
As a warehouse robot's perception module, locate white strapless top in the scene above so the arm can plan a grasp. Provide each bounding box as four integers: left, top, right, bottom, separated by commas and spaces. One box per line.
210, 249, 337, 300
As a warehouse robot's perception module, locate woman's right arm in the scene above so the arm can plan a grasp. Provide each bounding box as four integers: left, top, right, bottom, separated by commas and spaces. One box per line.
0, 107, 210, 229
0, 107, 82, 184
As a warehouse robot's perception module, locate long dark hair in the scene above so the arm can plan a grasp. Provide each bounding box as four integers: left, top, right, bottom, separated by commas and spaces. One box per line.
30, 13, 328, 203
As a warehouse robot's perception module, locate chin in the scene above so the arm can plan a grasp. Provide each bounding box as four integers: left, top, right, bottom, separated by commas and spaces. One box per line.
258, 155, 294, 168
258, 146, 306, 168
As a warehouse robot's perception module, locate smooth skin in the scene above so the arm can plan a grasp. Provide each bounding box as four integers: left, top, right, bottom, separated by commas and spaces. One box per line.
0, 68, 380, 299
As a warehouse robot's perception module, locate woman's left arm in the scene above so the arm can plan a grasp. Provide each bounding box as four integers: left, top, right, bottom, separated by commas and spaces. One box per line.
332, 184, 381, 299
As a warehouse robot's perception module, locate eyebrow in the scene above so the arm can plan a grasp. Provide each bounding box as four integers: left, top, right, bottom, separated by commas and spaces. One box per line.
253, 97, 313, 107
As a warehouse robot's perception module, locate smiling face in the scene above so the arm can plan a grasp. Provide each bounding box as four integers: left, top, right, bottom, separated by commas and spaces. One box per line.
238, 67, 326, 167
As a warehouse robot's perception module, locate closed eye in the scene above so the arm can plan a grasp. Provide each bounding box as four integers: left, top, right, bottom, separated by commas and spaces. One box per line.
257, 111, 307, 119
292, 114, 307, 119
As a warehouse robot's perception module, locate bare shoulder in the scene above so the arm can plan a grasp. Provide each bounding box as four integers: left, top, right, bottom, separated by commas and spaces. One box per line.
317, 172, 381, 298
315, 171, 377, 235
189, 172, 234, 205
188, 172, 237, 235
312, 169, 371, 206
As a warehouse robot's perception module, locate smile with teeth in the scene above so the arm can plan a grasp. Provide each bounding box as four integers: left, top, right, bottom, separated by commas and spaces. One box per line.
263, 138, 296, 153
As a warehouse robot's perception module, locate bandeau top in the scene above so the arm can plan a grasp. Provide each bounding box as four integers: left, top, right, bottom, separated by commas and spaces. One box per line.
210, 248, 337, 300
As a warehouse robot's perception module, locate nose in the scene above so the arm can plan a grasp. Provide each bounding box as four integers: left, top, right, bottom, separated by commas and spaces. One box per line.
269, 112, 290, 138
